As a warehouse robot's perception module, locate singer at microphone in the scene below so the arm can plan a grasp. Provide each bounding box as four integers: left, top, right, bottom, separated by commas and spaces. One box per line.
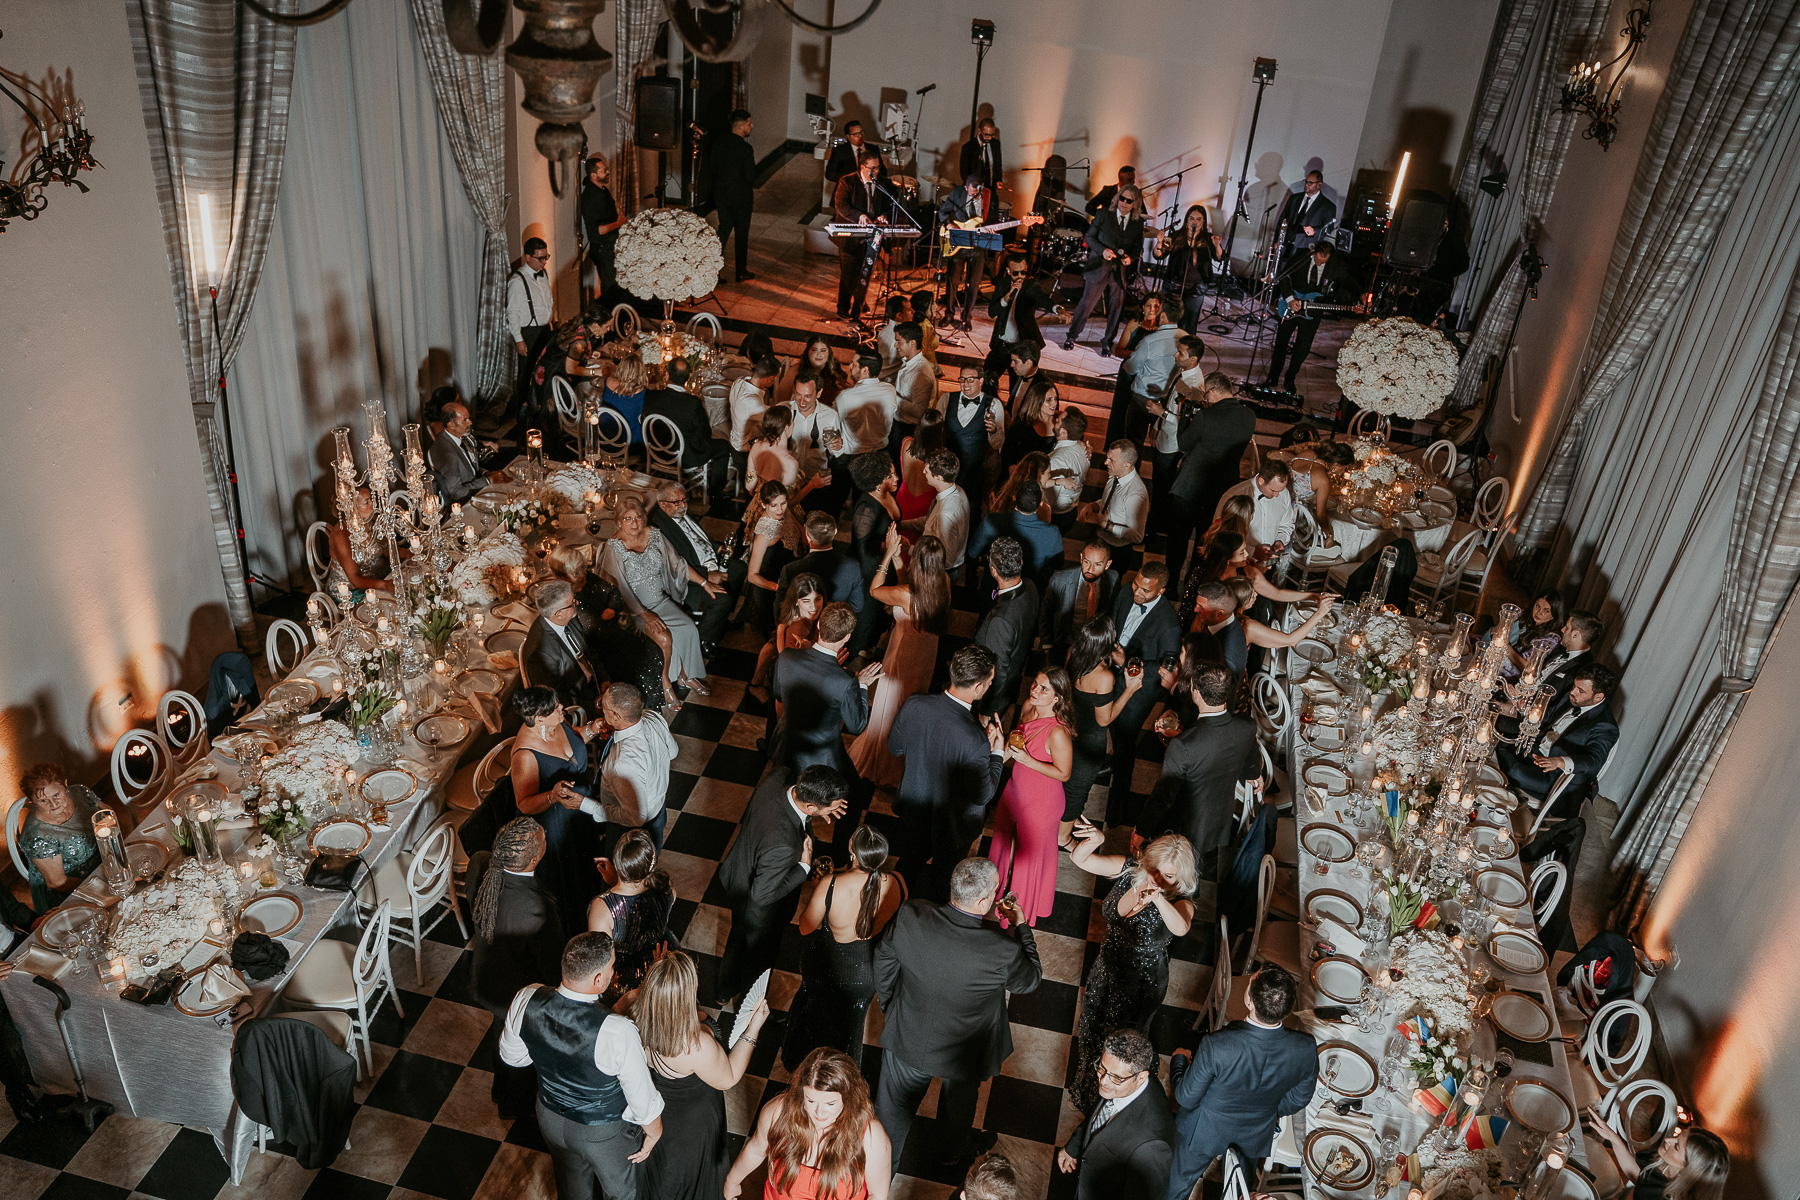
826, 118, 891, 186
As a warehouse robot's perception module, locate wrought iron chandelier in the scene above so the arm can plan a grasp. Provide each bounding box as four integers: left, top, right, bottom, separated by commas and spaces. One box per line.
1559, 1, 1652, 150
0, 31, 101, 234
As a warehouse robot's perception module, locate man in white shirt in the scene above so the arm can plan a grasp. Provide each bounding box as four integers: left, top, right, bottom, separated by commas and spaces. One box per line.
506, 236, 556, 437
1046, 408, 1092, 530
729, 357, 779, 497
1215, 461, 1296, 553
498, 931, 665, 1200
576, 684, 678, 854
917, 450, 972, 569
783, 372, 844, 483
1079, 441, 1150, 571
1145, 338, 1205, 532
835, 350, 900, 456
891, 321, 937, 454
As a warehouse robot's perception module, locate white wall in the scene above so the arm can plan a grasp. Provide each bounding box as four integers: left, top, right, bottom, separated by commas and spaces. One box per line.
1352, 0, 1503, 196
821, 0, 1395, 261
0, 0, 235, 791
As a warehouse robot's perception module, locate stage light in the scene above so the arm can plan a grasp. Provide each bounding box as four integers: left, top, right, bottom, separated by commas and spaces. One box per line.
1253, 57, 1277, 83
1479, 170, 1508, 198
970, 19, 994, 46
1389, 152, 1410, 214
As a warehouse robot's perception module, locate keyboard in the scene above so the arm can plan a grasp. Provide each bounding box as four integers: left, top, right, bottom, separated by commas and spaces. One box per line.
824, 224, 922, 238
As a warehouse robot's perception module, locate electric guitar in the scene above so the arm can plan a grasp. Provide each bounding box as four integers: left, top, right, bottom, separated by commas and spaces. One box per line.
940, 213, 1044, 258
1271, 288, 1365, 321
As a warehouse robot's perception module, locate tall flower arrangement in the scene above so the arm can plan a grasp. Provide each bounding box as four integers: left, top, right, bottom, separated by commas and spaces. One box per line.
1335, 317, 1460, 420
616, 209, 723, 302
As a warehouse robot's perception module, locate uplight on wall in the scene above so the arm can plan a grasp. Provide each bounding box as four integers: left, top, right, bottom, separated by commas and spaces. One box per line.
195, 192, 221, 287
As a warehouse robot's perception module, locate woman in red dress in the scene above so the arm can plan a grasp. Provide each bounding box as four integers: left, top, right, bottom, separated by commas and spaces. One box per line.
987, 668, 1075, 928
894, 409, 946, 543
725, 1047, 891, 1200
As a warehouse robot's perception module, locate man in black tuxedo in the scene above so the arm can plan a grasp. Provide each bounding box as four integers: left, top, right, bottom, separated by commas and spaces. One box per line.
832, 151, 895, 321
1164, 374, 1257, 584
709, 109, 758, 282
1105, 563, 1182, 829
1166, 965, 1318, 1200
771, 603, 883, 778
777, 511, 865, 612
1497, 611, 1603, 736
1264, 242, 1353, 394
522, 580, 602, 709
1064, 186, 1145, 356
649, 482, 741, 654
1057, 1028, 1174, 1200
888, 644, 1007, 901
642, 358, 725, 497
984, 252, 1052, 381
430, 400, 502, 506
1274, 170, 1337, 267
1039, 542, 1120, 659
1136, 664, 1260, 883
1498, 663, 1620, 820
468, 819, 565, 1117
958, 117, 1003, 199
874, 857, 1041, 1169
825, 120, 889, 185
714, 765, 848, 1006
974, 537, 1040, 718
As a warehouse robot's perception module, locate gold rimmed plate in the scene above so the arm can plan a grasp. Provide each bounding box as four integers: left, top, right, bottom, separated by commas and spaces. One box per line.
1476, 866, 1530, 909
167, 780, 227, 811
238, 891, 304, 938
1311, 955, 1371, 1004
1488, 928, 1549, 976
267, 678, 320, 707
31, 903, 103, 952
484, 628, 526, 655
1300, 822, 1356, 863
174, 961, 249, 1017
1505, 1079, 1575, 1133
308, 816, 372, 856
125, 840, 168, 880
1489, 989, 1554, 1042
413, 713, 471, 750
1292, 639, 1337, 664
1476, 762, 1507, 788
360, 766, 419, 805
456, 669, 503, 698
1302, 724, 1347, 753
1305, 888, 1364, 931
1303, 761, 1351, 797
1314, 1040, 1378, 1098
1303, 1126, 1377, 1191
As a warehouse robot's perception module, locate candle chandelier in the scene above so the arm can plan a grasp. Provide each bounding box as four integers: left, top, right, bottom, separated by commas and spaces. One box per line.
0, 31, 101, 234
1559, 1, 1652, 150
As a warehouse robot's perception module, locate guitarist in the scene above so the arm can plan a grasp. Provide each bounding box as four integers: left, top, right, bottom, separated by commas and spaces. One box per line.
1062, 185, 1144, 357
938, 174, 991, 330
832, 151, 893, 323
1264, 242, 1352, 395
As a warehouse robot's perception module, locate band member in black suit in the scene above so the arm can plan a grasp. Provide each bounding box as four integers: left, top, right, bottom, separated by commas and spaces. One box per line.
709, 109, 758, 283
1275, 169, 1337, 267
523, 580, 602, 709
959, 117, 1003, 206
1135, 664, 1260, 882
771, 603, 883, 782
985, 252, 1052, 381
939, 175, 992, 330
468, 819, 566, 1117
825, 119, 889, 185
1104, 563, 1182, 829
974, 537, 1040, 719
888, 644, 1007, 901
1085, 165, 1138, 218
1167, 965, 1318, 1200
832, 151, 893, 321
1064, 186, 1145, 355
1057, 1027, 1175, 1200
1498, 664, 1619, 820
714, 764, 849, 1005
648, 483, 742, 654
873, 857, 1041, 1168
1164, 373, 1257, 584
1264, 242, 1353, 394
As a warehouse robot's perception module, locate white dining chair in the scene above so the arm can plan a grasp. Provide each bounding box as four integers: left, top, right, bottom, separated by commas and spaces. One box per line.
305, 521, 334, 592
1245, 854, 1301, 975
1348, 409, 1390, 440
156, 690, 210, 768
1473, 475, 1510, 529
110, 729, 172, 809
1412, 528, 1483, 608
266, 618, 311, 677
699, 383, 730, 434
1600, 1078, 1678, 1151
1529, 858, 1568, 928
552, 375, 583, 445
1462, 513, 1517, 613
642, 412, 686, 484
1289, 504, 1343, 593
1581, 998, 1652, 1092
5, 796, 31, 883
685, 311, 722, 342
611, 303, 640, 341
595, 406, 631, 469
1251, 672, 1292, 747
1421, 438, 1458, 480
358, 816, 466, 986
446, 736, 516, 814
285, 900, 402, 1077
1193, 916, 1234, 1032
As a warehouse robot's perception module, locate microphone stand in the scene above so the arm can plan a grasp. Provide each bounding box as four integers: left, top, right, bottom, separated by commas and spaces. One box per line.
1219, 72, 1274, 293
871, 177, 926, 308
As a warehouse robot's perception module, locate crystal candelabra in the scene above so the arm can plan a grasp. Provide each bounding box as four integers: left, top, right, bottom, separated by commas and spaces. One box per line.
581, 399, 600, 467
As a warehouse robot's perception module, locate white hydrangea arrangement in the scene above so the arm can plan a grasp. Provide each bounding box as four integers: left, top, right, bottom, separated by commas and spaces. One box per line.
616, 208, 723, 302
1336, 317, 1460, 420
263, 720, 357, 820
1388, 929, 1476, 1044
111, 859, 227, 965
1351, 610, 1416, 693
450, 530, 525, 606
545, 465, 608, 510
496, 497, 554, 534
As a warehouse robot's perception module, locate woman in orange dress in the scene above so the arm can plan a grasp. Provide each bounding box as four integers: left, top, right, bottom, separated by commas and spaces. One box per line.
986, 668, 1074, 928
724, 1048, 891, 1200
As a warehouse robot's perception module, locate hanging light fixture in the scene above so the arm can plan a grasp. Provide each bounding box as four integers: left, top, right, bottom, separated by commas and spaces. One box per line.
0, 30, 101, 234
1560, 2, 1652, 150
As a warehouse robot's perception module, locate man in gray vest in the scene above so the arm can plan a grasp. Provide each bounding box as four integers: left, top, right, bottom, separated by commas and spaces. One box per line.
498, 931, 664, 1198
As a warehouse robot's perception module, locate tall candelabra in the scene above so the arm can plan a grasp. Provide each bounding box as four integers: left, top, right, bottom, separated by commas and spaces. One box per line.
330, 397, 411, 620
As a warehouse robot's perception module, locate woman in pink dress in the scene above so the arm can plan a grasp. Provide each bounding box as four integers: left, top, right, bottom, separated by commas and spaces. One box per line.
848, 529, 950, 786
989, 669, 1075, 928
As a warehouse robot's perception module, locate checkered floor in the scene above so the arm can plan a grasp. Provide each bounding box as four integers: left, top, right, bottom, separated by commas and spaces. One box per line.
0, 453, 1243, 1200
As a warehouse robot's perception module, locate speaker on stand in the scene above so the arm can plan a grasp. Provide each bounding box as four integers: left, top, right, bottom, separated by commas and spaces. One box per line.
635, 76, 682, 207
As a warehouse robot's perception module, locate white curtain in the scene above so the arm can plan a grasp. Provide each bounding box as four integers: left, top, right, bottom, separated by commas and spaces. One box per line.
227, 0, 487, 591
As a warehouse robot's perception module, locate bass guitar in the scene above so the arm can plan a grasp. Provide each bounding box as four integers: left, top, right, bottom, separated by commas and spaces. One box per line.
1270, 289, 1364, 321
940, 212, 1044, 258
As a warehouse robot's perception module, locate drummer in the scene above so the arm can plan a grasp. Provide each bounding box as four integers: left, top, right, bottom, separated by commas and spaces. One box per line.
825, 120, 890, 186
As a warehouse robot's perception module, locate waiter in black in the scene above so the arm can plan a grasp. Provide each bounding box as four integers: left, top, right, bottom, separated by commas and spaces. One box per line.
580, 155, 624, 305
710, 109, 758, 283
832, 151, 892, 322
1264, 242, 1352, 394
1274, 170, 1336, 274
1063, 185, 1144, 356
959, 117, 1003, 209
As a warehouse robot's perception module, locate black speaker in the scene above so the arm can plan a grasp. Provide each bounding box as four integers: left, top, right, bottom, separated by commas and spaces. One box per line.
1384, 195, 1447, 269
634, 77, 681, 150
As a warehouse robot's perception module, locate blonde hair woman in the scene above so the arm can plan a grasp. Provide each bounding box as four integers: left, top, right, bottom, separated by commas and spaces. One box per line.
1066, 825, 1197, 1112
1585, 1119, 1728, 1200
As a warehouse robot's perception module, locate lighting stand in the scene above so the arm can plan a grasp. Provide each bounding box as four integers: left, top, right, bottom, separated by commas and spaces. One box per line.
1217, 58, 1277, 295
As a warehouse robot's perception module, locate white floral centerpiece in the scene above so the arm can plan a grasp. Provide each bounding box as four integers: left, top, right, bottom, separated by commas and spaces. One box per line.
263, 720, 357, 821
450, 530, 525, 606
110, 859, 228, 965
496, 496, 554, 534
545, 465, 608, 510
1415, 1144, 1505, 1200
1336, 317, 1460, 420
1351, 610, 1416, 693
1388, 928, 1476, 1045
616, 208, 722, 304
1372, 708, 1424, 779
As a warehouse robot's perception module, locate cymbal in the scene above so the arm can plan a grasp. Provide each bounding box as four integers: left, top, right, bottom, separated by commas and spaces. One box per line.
929, 177, 960, 190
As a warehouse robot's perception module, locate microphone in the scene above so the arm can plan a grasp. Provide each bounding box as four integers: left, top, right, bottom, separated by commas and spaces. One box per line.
916, 83, 937, 95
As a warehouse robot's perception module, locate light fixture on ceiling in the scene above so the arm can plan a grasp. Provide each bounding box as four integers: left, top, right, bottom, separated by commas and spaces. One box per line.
0, 29, 101, 234
1560, 2, 1652, 151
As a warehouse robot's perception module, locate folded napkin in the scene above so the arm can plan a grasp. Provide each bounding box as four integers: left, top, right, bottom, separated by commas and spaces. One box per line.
231, 932, 291, 981
486, 650, 520, 671
467, 691, 502, 733
177, 761, 220, 784
15, 945, 72, 981
196, 961, 251, 1007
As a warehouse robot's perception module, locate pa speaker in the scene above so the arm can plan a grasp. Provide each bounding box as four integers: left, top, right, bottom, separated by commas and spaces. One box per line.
1384, 195, 1447, 269
634, 77, 681, 150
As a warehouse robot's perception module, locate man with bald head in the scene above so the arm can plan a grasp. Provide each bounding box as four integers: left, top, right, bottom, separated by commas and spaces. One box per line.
431, 400, 504, 506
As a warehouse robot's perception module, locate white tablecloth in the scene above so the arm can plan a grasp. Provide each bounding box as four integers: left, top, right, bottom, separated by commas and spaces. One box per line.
1328, 509, 1454, 564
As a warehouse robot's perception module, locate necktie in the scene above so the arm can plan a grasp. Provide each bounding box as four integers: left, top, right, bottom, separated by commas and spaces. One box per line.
1099, 479, 1117, 531
1310, 262, 1321, 289
1081, 581, 1098, 621
1090, 1100, 1116, 1133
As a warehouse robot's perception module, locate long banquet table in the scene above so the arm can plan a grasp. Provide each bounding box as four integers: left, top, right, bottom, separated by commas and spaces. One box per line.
1282, 622, 1593, 1200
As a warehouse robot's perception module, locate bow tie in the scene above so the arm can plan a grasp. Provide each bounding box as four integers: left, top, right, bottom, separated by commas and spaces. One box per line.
531, 269, 547, 280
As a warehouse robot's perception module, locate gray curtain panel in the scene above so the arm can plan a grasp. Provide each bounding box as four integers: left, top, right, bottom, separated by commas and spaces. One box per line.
615, 0, 662, 222
409, 0, 512, 403
225, 0, 488, 592
1449, 0, 1610, 410
128, 0, 298, 640
1517, 0, 1800, 555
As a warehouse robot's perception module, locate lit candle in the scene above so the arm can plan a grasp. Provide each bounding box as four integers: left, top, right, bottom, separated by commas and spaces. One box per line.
1457, 845, 1472, 864
434, 659, 450, 677
450, 502, 462, 518
376, 615, 389, 634
1360, 738, 1374, 757
238, 861, 254, 882
1360, 703, 1372, 725
1412, 674, 1429, 701
109, 954, 127, 982
472, 611, 486, 633
1439, 734, 1455, 757
208, 916, 225, 938
1405, 809, 1419, 828
332, 677, 345, 697
527, 429, 543, 449
395, 698, 409, 718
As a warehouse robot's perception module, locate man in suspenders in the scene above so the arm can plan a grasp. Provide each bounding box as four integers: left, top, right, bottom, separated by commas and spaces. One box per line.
507, 237, 556, 456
